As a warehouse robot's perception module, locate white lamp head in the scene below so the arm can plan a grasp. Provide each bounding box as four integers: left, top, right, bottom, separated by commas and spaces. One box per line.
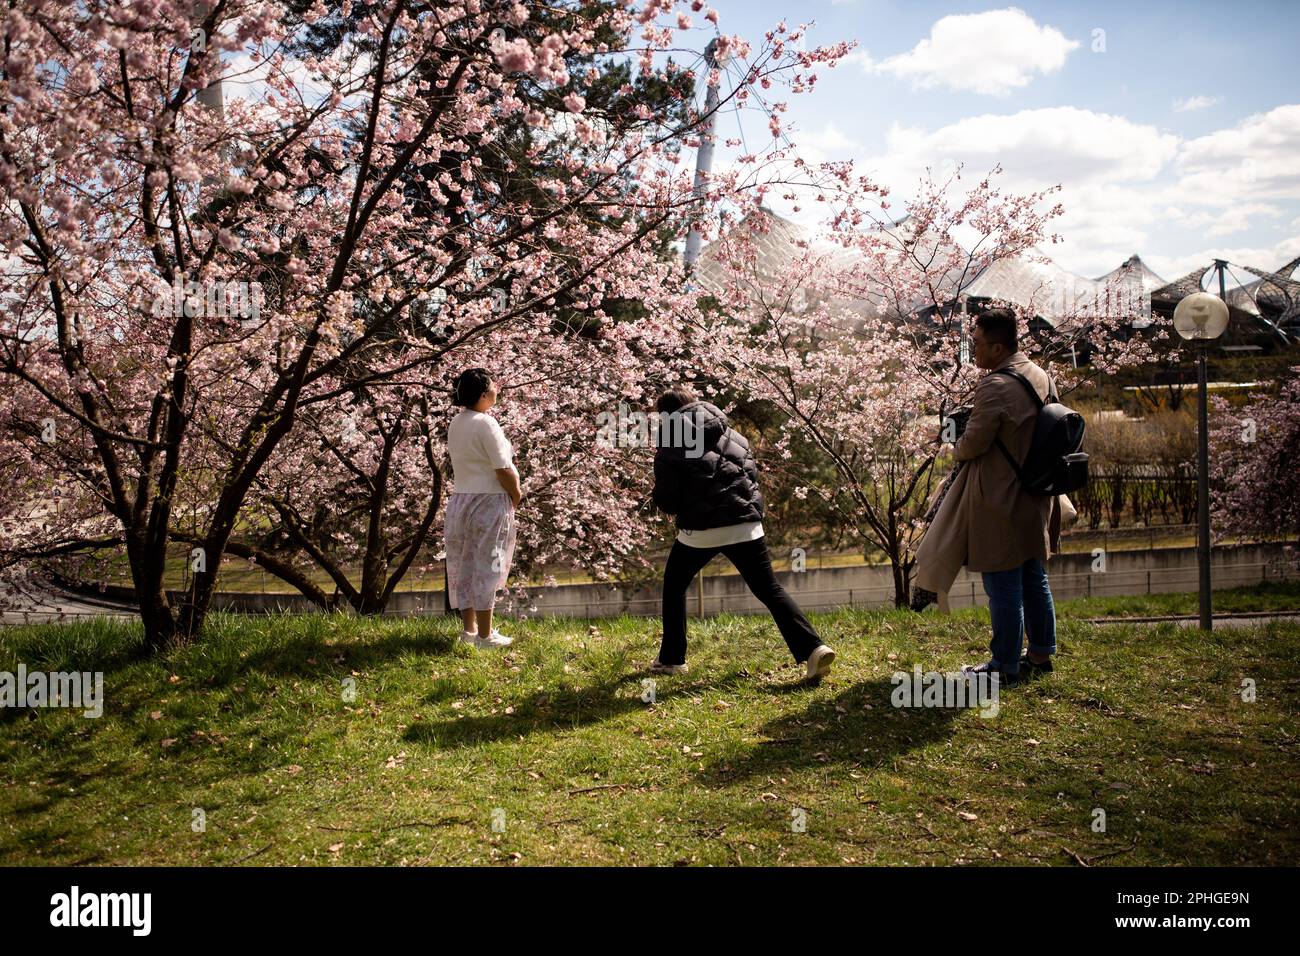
1172, 291, 1229, 341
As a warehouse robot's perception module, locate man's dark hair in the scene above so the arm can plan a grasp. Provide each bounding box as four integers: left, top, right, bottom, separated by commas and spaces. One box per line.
451, 367, 492, 408
975, 308, 1018, 352
656, 386, 699, 414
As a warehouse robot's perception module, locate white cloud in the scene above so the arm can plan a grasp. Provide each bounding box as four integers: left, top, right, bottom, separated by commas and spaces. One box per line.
220, 24, 373, 110
1175, 203, 1283, 239
789, 122, 862, 166
862, 8, 1079, 96
1145, 235, 1300, 282
222, 50, 353, 108
1173, 95, 1221, 113
867, 107, 1178, 190
693, 96, 1300, 280
844, 104, 1300, 277
1173, 104, 1300, 203
838, 48, 874, 70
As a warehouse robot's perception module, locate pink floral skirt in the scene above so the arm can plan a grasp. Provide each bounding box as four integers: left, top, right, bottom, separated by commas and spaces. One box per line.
444, 492, 516, 611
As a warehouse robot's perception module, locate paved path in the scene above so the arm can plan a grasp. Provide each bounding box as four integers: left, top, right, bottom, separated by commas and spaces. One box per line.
0, 586, 137, 627
1086, 611, 1300, 629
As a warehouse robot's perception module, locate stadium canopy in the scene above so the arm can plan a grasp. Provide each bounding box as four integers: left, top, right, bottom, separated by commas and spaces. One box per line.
1095, 254, 1167, 296
691, 208, 1098, 326
691, 209, 1296, 345
1150, 261, 1295, 346
958, 250, 1107, 329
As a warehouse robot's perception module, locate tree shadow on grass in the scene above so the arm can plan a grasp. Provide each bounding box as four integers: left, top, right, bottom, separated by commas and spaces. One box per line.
697, 677, 970, 786
209, 630, 458, 686
0, 623, 149, 689
0, 632, 462, 827
0, 616, 463, 687
0, 631, 460, 735
404, 669, 745, 749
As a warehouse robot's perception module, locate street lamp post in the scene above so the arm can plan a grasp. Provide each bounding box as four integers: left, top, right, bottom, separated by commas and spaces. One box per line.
684, 38, 724, 272
1172, 276, 1230, 631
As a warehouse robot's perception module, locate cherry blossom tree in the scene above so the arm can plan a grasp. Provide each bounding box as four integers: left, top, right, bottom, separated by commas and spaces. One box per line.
0, 0, 846, 645
222, 269, 700, 613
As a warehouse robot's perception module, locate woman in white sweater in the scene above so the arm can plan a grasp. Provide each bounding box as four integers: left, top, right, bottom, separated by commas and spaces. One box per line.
444, 368, 523, 649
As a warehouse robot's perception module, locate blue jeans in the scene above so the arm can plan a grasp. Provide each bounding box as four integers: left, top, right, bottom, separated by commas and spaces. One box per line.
981, 559, 1056, 674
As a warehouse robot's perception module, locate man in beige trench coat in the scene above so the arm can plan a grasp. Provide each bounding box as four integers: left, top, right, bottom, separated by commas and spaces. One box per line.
914, 309, 1072, 683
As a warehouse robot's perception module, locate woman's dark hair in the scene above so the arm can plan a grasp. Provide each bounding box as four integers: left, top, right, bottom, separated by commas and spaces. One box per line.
975, 308, 1018, 351
451, 368, 492, 408
656, 386, 699, 414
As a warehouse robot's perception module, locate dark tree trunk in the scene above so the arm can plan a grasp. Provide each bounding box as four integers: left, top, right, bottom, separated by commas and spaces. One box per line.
125, 533, 177, 651
890, 555, 908, 608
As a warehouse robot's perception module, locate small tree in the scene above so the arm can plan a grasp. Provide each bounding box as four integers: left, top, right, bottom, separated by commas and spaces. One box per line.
701, 165, 1153, 604
1210, 367, 1300, 549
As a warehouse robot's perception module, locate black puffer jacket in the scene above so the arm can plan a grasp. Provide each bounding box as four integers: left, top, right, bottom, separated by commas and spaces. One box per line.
652, 401, 765, 530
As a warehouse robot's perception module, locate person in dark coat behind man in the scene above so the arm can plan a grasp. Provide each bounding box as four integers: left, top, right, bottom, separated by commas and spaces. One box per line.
649, 386, 836, 683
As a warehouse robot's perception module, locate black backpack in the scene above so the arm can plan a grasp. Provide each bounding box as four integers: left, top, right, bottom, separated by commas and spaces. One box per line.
991, 368, 1089, 496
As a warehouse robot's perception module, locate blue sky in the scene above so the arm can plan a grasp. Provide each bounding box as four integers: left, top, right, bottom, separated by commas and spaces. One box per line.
687, 1, 1300, 281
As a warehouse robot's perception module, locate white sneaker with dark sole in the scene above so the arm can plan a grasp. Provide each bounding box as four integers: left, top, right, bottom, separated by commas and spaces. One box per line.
477, 629, 513, 648
648, 659, 688, 675
805, 645, 836, 682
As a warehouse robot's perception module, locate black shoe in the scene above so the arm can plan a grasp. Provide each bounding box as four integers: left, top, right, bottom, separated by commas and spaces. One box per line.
961, 661, 1019, 687
1019, 654, 1054, 676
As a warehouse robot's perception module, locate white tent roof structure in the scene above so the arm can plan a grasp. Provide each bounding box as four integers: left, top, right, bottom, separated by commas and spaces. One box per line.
1092, 256, 1164, 300
693, 208, 820, 295
692, 208, 1094, 325
1094, 254, 1167, 296
690, 210, 1298, 336
1238, 261, 1300, 330
1150, 261, 1296, 344
1089, 254, 1166, 327
691, 208, 878, 324
958, 249, 1105, 327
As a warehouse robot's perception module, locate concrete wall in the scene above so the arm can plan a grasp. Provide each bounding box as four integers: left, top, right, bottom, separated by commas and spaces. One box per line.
204, 542, 1297, 619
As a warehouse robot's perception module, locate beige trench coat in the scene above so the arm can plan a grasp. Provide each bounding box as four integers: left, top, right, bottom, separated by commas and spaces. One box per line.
914, 352, 1074, 595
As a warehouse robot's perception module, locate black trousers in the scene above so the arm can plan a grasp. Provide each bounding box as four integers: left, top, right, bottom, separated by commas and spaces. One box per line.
659, 536, 822, 666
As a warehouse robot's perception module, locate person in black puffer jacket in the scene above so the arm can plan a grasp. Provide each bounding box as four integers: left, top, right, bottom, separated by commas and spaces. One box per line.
649, 386, 836, 683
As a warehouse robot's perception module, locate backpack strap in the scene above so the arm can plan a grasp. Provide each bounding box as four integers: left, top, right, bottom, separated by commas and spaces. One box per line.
994, 437, 1026, 480
991, 367, 1045, 409
988, 367, 1043, 480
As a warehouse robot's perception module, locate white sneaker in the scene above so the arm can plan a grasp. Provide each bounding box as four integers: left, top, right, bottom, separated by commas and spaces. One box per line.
477, 629, 513, 648
458, 630, 479, 646
649, 659, 688, 675
805, 645, 836, 683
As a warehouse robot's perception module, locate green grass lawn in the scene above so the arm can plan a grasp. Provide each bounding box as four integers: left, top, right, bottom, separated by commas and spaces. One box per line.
2, 589, 1298, 866
1060, 580, 1300, 618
